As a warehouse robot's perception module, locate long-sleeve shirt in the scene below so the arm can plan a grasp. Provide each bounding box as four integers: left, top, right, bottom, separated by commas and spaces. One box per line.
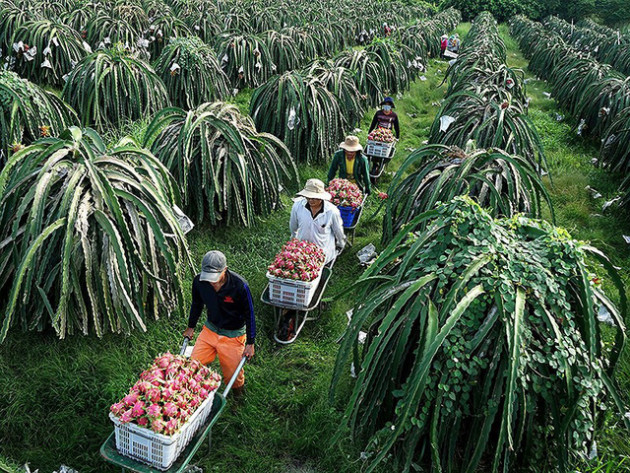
290, 198, 346, 264
188, 270, 256, 345
327, 149, 371, 194
368, 110, 400, 138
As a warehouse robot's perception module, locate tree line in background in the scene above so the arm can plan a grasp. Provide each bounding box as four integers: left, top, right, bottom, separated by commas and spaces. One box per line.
431, 0, 630, 24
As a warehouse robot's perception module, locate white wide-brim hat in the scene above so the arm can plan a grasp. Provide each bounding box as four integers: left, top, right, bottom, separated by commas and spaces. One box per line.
339, 135, 363, 152
296, 178, 331, 200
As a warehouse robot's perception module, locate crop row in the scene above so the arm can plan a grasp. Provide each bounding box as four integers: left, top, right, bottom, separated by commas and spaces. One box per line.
511, 15, 630, 208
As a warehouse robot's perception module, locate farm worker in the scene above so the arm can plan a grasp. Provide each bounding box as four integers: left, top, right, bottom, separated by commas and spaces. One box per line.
383, 22, 392, 37
447, 34, 460, 53
184, 250, 256, 397
440, 34, 448, 58
290, 178, 346, 265
327, 135, 372, 194
368, 97, 400, 139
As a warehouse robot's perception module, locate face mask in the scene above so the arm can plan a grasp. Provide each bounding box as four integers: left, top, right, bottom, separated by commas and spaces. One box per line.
383, 105, 392, 112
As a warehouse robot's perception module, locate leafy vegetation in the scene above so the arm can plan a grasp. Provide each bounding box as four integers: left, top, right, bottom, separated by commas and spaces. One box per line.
216, 33, 276, 89
62, 45, 170, 129
0, 127, 191, 343
510, 15, 630, 207
383, 144, 553, 242
430, 13, 546, 169
144, 102, 299, 226
154, 36, 230, 109
250, 70, 345, 164
333, 197, 628, 473
10, 19, 89, 87
0, 69, 77, 164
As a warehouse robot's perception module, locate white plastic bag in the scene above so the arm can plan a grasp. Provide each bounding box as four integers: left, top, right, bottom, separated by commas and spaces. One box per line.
357, 243, 377, 266
287, 107, 300, 130
439, 115, 456, 132
172, 205, 194, 234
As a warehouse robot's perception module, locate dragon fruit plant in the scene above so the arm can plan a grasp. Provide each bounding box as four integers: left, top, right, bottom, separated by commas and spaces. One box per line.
326, 178, 363, 209
267, 239, 326, 282
110, 352, 221, 435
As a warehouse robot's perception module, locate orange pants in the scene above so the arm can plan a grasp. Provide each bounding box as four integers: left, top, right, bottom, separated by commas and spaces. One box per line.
190, 326, 246, 389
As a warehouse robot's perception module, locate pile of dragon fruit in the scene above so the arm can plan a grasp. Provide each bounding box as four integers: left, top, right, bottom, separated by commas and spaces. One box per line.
326, 178, 363, 209
267, 238, 326, 282
110, 352, 221, 435
367, 127, 395, 143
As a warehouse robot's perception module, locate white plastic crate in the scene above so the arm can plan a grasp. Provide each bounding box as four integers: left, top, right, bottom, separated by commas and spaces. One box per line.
365, 140, 394, 158
109, 389, 218, 470
266, 269, 323, 309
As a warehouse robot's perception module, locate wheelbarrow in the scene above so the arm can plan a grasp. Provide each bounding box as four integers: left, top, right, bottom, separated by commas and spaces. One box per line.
261, 264, 333, 345
100, 338, 246, 473
367, 145, 396, 185
342, 198, 365, 247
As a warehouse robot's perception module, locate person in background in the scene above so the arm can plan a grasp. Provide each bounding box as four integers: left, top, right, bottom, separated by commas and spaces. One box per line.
184, 250, 255, 398
368, 96, 400, 140
441, 34, 448, 58
327, 135, 371, 194
447, 33, 460, 53
383, 22, 392, 37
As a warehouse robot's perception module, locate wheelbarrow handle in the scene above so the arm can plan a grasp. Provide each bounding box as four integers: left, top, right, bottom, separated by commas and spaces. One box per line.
223, 356, 247, 398
180, 336, 191, 356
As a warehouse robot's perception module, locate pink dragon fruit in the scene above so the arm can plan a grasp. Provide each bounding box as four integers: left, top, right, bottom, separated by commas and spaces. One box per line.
123, 392, 139, 407
110, 402, 125, 416
179, 411, 190, 423
165, 366, 179, 378
164, 418, 179, 435
163, 402, 177, 418
120, 409, 134, 423
151, 419, 165, 433
146, 403, 161, 418
175, 396, 188, 410
110, 352, 222, 431
146, 388, 161, 403
131, 401, 145, 418
176, 372, 187, 385
167, 380, 181, 392
156, 352, 175, 369
161, 387, 174, 401
134, 380, 152, 394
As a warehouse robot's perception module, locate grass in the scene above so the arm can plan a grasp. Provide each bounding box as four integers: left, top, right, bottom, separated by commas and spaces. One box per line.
1, 21, 630, 473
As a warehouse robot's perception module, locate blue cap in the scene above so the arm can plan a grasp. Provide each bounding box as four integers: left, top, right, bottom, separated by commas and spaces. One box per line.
380, 97, 395, 107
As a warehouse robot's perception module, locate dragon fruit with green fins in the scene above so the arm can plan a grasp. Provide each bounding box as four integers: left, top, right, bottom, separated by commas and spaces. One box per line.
110, 352, 221, 436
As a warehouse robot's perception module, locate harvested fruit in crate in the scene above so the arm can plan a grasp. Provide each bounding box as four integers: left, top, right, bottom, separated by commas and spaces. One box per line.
110, 353, 221, 435
367, 127, 395, 143
326, 178, 363, 209
267, 239, 326, 281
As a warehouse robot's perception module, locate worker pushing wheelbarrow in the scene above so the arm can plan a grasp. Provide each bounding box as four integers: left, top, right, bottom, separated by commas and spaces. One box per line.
262, 179, 345, 343
101, 337, 247, 472
102, 250, 255, 472
366, 97, 399, 184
